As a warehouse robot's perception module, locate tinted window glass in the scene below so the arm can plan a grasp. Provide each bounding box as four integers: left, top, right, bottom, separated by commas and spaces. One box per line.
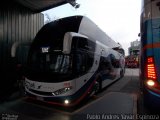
72, 37, 95, 52
99, 56, 116, 80
72, 54, 86, 75
86, 53, 94, 71
29, 51, 72, 74
72, 52, 94, 76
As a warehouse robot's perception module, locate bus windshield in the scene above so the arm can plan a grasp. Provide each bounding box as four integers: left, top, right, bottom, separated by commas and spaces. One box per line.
29, 52, 71, 74
25, 50, 74, 82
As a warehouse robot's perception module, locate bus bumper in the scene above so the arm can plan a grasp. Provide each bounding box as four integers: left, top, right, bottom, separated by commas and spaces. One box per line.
25, 91, 75, 107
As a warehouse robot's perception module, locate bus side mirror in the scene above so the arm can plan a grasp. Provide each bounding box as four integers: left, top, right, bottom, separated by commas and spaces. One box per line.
138, 33, 141, 37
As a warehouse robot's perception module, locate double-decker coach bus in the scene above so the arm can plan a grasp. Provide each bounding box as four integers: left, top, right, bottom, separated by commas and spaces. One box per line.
140, 0, 160, 108
24, 16, 125, 107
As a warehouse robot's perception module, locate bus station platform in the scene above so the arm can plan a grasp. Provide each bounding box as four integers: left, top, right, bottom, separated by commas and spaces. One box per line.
0, 92, 137, 120
73, 92, 137, 120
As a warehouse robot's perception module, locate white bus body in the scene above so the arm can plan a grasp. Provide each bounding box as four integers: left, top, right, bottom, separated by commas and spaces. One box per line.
25, 16, 125, 107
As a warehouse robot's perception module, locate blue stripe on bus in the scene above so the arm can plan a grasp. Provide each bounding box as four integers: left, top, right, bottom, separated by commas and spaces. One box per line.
147, 89, 160, 98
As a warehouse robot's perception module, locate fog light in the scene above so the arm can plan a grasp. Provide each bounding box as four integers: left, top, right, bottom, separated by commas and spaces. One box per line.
147, 80, 155, 87
64, 99, 70, 105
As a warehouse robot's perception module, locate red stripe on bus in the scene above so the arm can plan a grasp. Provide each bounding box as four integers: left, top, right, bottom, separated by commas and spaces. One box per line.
142, 42, 160, 51
27, 79, 97, 107
46, 79, 95, 107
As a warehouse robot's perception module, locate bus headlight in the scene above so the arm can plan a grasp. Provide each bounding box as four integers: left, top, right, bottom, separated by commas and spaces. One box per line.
52, 86, 72, 96
64, 99, 70, 105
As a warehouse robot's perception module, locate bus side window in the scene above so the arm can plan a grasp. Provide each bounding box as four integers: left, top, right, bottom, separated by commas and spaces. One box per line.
72, 36, 95, 52
86, 53, 94, 71
73, 54, 86, 75
109, 54, 119, 68
99, 56, 112, 72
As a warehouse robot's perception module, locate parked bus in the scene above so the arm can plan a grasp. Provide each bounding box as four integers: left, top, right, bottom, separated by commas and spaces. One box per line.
140, 0, 160, 108
24, 16, 125, 107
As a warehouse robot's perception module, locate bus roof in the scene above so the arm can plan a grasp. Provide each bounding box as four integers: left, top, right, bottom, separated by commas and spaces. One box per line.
34, 15, 120, 49
79, 16, 119, 48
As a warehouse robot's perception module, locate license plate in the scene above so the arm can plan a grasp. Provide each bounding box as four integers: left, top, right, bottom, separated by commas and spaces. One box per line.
36, 96, 44, 101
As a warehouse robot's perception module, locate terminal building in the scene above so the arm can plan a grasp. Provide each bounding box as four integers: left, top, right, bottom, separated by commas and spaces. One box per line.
0, 0, 78, 99
128, 40, 140, 55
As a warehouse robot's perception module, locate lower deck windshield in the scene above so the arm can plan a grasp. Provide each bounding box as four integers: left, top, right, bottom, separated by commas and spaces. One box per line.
32, 53, 71, 74
26, 51, 73, 82
26, 49, 94, 82
26, 36, 95, 82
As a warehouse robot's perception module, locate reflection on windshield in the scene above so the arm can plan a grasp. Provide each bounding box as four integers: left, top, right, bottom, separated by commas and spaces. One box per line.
51, 55, 70, 73
30, 52, 71, 74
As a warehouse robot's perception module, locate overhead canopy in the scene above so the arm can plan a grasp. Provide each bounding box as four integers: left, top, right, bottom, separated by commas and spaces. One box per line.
15, 0, 76, 12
